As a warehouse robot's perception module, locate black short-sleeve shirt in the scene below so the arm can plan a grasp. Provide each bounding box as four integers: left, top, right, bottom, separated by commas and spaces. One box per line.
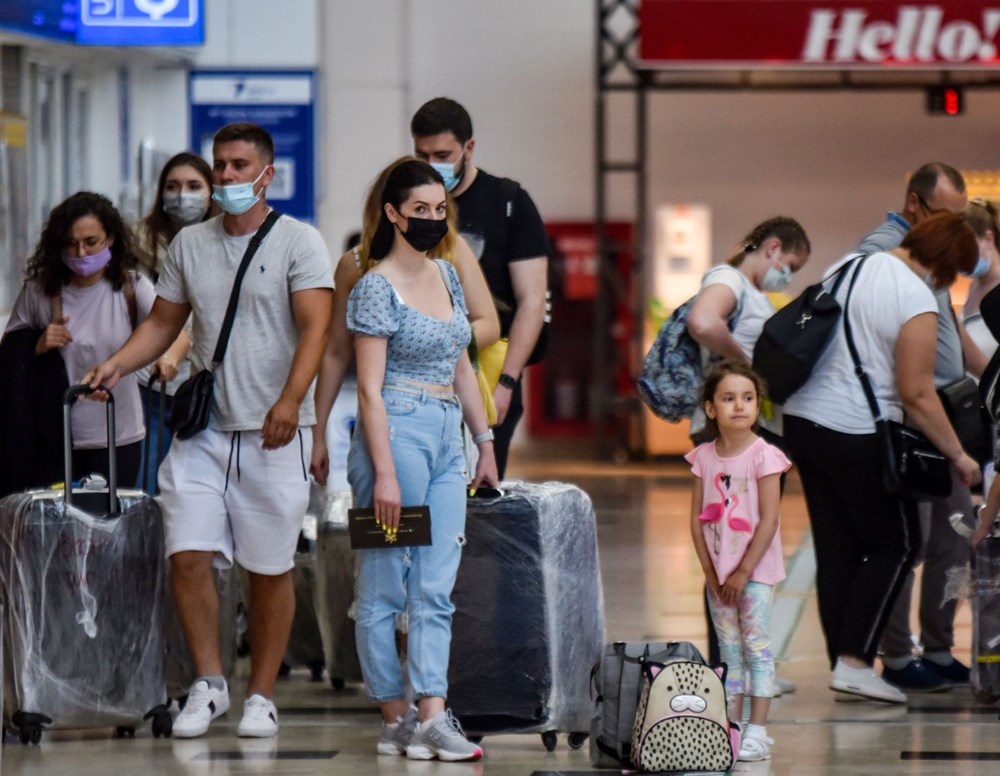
454, 168, 549, 334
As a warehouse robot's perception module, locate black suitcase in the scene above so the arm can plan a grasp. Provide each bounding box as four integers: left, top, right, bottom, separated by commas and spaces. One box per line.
448, 481, 605, 750
0, 385, 169, 743
972, 535, 1000, 701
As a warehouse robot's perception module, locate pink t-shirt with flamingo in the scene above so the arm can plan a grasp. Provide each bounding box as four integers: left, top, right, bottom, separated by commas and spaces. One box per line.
684, 436, 790, 586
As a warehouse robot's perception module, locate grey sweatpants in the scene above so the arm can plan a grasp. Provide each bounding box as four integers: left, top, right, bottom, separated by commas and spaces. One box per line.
879, 469, 972, 660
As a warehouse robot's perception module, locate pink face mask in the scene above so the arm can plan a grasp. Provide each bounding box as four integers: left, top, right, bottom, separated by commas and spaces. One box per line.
62, 244, 112, 278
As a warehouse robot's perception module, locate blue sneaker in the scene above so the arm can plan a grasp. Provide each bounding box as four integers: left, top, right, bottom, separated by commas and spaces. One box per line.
922, 657, 970, 685
882, 660, 952, 693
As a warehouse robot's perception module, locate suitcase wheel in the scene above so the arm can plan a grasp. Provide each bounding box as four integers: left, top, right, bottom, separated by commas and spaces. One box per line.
541, 731, 557, 752
567, 732, 588, 750
114, 726, 136, 739
974, 688, 1000, 704
309, 661, 325, 682
145, 704, 173, 738
330, 676, 346, 690
12, 711, 51, 746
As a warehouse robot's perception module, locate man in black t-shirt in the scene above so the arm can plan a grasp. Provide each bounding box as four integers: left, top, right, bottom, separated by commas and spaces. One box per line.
412, 97, 550, 477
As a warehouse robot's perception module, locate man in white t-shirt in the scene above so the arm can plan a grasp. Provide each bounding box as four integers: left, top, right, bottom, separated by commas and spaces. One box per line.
85, 123, 333, 739
857, 162, 983, 693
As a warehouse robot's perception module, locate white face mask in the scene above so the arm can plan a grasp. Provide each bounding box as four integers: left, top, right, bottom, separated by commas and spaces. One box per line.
163, 191, 209, 225
761, 258, 793, 293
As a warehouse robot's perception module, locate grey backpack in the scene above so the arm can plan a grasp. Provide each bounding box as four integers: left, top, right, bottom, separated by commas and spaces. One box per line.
589, 640, 705, 767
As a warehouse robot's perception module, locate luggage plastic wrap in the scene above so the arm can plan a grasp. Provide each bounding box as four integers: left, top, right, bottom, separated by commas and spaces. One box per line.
313, 488, 363, 686
0, 488, 166, 729
973, 536, 1000, 700
448, 481, 606, 735
163, 566, 240, 700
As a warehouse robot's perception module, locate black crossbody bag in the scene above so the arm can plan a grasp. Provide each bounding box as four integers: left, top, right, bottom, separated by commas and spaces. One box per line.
842, 256, 952, 500
168, 211, 281, 440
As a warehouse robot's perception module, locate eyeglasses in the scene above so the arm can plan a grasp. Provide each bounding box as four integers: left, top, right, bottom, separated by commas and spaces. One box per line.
916, 193, 948, 216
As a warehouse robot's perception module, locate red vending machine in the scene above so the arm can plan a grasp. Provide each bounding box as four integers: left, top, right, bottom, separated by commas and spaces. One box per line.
526, 221, 633, 438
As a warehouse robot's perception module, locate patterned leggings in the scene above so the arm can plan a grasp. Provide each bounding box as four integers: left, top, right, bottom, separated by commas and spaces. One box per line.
707, 581, 775, 698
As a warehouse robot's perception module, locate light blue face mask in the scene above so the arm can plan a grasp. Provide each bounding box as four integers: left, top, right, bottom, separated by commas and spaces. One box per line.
430, 152, 466, 193
761, 260, 793, 293
212, 166, 268, 215
967, 255, 991, 280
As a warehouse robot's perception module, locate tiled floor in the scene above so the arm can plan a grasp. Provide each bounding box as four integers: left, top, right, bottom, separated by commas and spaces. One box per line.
3, 441, 998, 775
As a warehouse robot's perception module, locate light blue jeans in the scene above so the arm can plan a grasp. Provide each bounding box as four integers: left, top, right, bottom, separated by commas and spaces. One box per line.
348, 384, 467, 702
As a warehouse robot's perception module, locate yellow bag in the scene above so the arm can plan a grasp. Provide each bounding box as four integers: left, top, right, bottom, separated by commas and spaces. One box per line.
478, 337, 509, 392
473, 361, 498, 426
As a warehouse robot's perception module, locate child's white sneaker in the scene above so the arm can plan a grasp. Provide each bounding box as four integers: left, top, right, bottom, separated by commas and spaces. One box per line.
739, 732, 774, 762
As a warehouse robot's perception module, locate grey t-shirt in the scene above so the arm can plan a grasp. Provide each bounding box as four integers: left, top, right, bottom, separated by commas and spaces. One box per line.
5, 273, 155, 448
156, 214, 333, 431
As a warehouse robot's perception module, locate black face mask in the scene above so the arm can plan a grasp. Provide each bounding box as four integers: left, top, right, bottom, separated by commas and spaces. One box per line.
397, 216, 449, 253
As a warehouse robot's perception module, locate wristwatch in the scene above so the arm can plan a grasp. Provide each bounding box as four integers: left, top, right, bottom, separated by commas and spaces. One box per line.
472, 430, 495, 445
498, 373, 517, 390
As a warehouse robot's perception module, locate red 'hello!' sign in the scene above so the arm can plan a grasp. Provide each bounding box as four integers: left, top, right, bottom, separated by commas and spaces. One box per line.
638, 1, 1000, 68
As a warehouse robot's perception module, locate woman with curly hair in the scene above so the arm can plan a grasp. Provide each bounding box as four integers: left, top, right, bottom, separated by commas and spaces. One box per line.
4, 191, 168, 484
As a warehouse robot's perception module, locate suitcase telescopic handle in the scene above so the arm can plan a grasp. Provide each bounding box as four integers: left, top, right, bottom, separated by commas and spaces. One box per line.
62, 384, 116, 513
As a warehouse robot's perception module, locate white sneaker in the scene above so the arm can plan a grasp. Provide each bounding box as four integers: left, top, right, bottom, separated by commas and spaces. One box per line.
172, 680, 230, 738
237, 694, 279, 738
830, 661, 907, 704
739, 733, 774, 762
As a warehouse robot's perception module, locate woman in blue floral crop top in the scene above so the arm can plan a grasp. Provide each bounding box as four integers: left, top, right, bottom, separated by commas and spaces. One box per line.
345, 159, 497, 762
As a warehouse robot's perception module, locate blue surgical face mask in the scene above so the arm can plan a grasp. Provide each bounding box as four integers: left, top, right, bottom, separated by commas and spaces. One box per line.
211, 166, 268, 215
967, 255, 991, 280
429, 151, 466, 193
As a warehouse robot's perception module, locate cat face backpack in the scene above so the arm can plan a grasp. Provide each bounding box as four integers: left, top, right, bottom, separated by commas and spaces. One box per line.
631, 659, 740, 773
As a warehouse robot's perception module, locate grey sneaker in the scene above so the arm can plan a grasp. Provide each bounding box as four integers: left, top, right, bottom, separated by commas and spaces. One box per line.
406, 710, 483, 762
377, 706, 418, 756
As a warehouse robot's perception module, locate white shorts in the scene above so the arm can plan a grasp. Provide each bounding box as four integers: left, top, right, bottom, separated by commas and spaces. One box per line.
158, 426, 311, 575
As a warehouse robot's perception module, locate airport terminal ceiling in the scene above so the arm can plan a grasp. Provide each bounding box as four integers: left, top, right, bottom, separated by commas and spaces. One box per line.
593, 0, 1000, 457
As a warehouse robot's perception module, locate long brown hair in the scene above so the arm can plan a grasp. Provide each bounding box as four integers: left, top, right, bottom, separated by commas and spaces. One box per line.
139, 152, 215, 267
357, 157, 460, 272
26, 192, 137, 297
901, 211, 978, 287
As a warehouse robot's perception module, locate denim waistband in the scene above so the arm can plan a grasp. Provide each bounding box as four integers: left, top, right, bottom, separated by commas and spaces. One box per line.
382, 381, 460, 407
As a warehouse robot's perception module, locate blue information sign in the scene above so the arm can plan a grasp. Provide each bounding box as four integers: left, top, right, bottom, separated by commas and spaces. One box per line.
78, 0, 203, 46
190, 70, 317, 223
0, 1, 204, 46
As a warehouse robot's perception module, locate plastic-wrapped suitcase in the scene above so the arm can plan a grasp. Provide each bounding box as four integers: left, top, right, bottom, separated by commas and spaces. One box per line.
972, 535, 1000, 701
0, 385, 168, 743
313, 488, 363, 689
448, 481, 606, 751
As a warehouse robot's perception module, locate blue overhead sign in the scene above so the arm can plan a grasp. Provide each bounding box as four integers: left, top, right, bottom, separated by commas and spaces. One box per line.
190, 70, 317, 223
0, 1, 204, 46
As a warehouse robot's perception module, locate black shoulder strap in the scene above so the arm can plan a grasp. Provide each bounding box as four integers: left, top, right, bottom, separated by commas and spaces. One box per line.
840, 255, 883, 422
211, 210, 281, 368
498, 177, 519, 220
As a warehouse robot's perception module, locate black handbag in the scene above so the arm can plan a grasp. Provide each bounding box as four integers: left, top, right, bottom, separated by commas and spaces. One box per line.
752, 255, 858, 404
168, 210, 281, 440
841, 256, 952, 500
937, 376, 993, 465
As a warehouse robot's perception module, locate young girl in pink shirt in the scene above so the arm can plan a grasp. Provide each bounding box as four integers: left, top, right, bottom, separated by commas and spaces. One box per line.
685, 361, 790, 763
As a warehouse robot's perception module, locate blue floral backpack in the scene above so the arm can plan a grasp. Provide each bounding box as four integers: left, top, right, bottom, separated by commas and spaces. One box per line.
637, 269, 745, 423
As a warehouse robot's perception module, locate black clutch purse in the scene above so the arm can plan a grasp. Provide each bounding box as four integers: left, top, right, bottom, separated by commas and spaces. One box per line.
168, 369, 215, 440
